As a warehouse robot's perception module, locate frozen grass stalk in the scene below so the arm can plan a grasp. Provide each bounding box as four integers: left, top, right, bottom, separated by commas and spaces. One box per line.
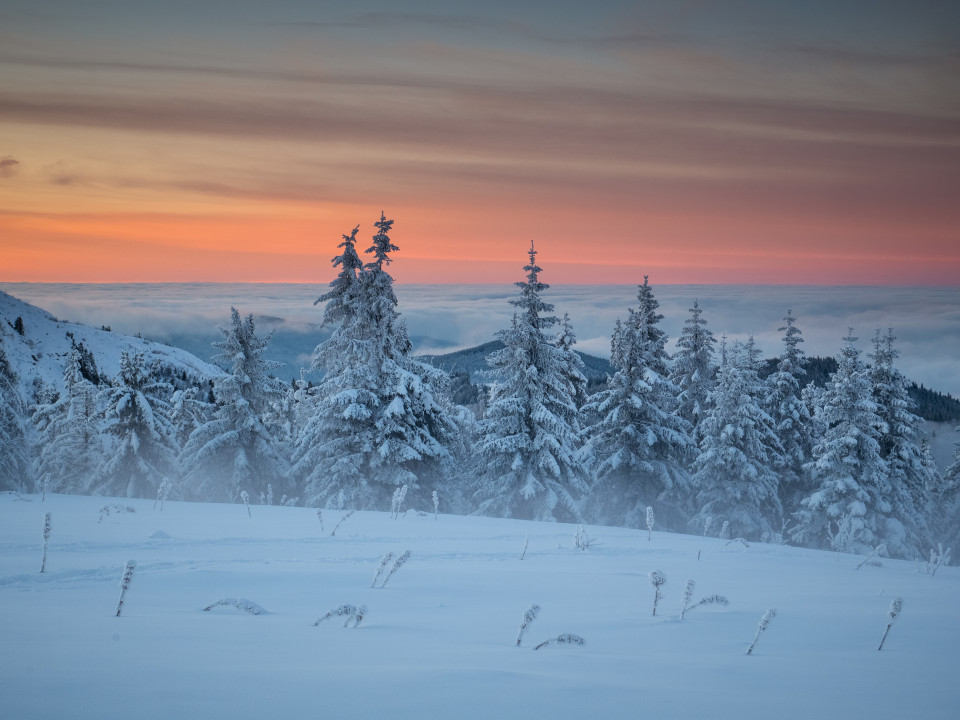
115, 560, 136, 617
516, 604, 541, 647
520, 535, 529, 560
316, 509, 324, 532
331, 509, 355, 536
40, 512, 52, 573
154, 478, 169, 511
313, 604, 366, 628
380, 550, 411, 588
240, 490, 251, 517
649, 570, 666, 616
646, 506, 655, 541
371, 552, 394, 588
203, 598, 267, 615
878, 597, 903, 651
533, 633, 585, 650
746, 608, 776, 655
432, 490, 439, 520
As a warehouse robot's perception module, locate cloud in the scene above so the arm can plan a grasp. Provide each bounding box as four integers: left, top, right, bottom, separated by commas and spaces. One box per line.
0, 155, 19, 177
4, 283, 955, 396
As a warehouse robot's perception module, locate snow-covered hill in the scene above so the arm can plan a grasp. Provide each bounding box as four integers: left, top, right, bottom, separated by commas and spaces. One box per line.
0, 290, 223, 398
1, 492, 956, 720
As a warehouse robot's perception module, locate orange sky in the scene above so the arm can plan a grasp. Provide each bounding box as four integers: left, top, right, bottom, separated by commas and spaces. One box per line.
2, 1, 959, 284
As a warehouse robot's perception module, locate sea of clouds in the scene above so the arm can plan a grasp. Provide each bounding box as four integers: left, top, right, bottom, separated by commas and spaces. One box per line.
3, 283, 958, 397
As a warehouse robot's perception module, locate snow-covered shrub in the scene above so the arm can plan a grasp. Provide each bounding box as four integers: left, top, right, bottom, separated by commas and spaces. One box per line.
878, 597, 903, 651
115, 560, 136, 617
679, 579, 729, 620
703, 516, 713, 537
379, 549, 411, 588
203, 598, 267, 615
746, 608, 776, 655
646, 506, 655, 541
371, 552, 394, 588
574, 525, 598, 550
330, 509, 355, 537
719, 520, 730, 540
40, 512, 51, 573
649, 570, 666, 616
240, 490, 251, 518
267, 484, 274, 506
314, 604, 365, 628
533, 633, 585, 650
516, 604, 541, 647
922, 544, 951, 576
391, 485, 408, 519
432, 490, 439, 520
856, 544, 888, 570
154, 478, 170, 511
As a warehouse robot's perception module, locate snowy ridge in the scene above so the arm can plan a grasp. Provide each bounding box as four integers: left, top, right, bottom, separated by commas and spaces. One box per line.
1, 492, 956, 720
0, 289, 223, 395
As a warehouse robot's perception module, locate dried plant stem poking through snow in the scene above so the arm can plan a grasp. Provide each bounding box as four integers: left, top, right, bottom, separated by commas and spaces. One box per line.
313, 604, 366, 628
432, 490, 439, 520
878, 598, 903, 651
516, 604, 541, 647
240, 491, 251, 518
533, 633, 585, 650
746, 609, 776, 655
380, 550, 411, 588
371, 552, 394, 588
331, 510, 355, 537
203, 598, 267, 615
316, 509, 323, 532
154, 478, 169, 511
646, 507, 654, 541
40, 512, 51, 573
649, 570, 666, 616
115, 560, 136, 617
520, 535, 529, 560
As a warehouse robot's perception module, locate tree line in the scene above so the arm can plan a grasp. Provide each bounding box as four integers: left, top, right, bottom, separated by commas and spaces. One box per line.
2, 213, 959, 560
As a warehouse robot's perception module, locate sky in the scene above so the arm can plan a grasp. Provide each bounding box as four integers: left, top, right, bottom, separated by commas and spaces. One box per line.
1, 0, 959, 284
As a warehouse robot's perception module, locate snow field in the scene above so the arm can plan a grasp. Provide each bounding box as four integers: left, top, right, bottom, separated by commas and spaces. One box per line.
1, 493, 957, 719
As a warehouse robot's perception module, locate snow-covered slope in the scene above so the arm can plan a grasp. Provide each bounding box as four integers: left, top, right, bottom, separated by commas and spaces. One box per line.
1, 492, 956, 720
0, 290, 223, 397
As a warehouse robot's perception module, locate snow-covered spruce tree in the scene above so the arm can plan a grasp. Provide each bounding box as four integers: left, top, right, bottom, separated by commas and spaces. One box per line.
0, 334, 31, 492
293, 216, 458, 511
580, 277, 693, 529
936, 429, 960, 554
669, 299, 716, 445
765, 310, 813, 519
181, 308, 288, 503
691, 339, 783, 540
475, 242, 588, 522
96, 351, 176, 499
556, 312, 589, 411
867, 327, 934, 555
32, 348, 103, 495
793, 331, 904, 556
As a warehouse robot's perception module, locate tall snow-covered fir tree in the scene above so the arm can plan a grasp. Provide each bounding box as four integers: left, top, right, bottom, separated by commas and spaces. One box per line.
867, 327, 933, 554
293, 215, 457, 511
936, 429, 960, 552
793, 331, 912, 557
96, 351, 176, 498
765, 310, 813, 519
33, 348, 102, 495
0, 334, 30, 492
475, 242, 587, 522
669, 299, 716, 444
556, 312, 589, 411
181, 308, 288, 503
691, 339, 783, 539
579, 277, 693, 529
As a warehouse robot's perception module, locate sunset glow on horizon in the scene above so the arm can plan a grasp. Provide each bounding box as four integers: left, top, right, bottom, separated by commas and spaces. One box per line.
2, 1, 959, 285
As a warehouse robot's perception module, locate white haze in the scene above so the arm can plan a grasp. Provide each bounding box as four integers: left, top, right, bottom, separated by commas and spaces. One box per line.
2, 283, 958, 397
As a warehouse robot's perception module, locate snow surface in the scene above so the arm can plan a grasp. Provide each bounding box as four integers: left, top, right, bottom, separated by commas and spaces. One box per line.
1, 493, 957, 719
